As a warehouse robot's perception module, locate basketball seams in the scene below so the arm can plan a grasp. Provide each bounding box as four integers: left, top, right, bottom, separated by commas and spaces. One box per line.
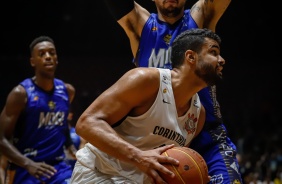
163, 150, 186, 184
161, 147, 208, 184
171, 147, 205, 184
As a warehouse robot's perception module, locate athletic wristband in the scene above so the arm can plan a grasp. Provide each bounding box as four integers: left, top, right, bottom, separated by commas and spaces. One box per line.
104, 0, 134, 20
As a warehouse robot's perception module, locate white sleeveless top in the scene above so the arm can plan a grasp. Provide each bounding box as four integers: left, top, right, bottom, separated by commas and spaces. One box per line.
75, 68, 201, 183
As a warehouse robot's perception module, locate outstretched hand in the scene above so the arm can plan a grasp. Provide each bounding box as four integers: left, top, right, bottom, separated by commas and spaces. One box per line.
135, 144, 179, 184
26, 161, 57, 181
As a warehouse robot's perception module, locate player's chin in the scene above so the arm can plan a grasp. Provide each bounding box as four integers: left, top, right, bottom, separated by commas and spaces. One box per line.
215, 71, 223, 80
216, 69, 222, 75
165, 0, 178, 4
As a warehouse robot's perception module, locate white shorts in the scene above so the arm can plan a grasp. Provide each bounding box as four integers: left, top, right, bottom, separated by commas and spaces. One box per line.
71, 144, 153, 184
70, 161, 146, 184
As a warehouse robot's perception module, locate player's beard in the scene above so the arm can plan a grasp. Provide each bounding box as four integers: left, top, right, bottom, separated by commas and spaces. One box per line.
159, 6, 182, 18
194, 61, 222, 86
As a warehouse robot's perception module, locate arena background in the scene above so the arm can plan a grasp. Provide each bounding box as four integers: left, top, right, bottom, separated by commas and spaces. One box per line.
0, 0, 280, 182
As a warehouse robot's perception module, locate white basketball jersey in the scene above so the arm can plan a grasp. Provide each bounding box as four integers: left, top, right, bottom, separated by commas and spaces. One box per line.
75, 68, 201, 183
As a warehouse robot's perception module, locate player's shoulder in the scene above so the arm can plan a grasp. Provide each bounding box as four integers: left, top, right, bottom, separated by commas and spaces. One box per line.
11, 84, 26, 95
119, 67, 161, 89
12, 78, 29, 94
54, 78, 75, 92
127, 67, 160, 81
62, 81, 75, 102
6, 84, 27, 104
64, 82, 75, 92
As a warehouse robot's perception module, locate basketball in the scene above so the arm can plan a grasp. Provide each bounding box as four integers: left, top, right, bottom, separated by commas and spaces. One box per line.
159, 147, 209, 184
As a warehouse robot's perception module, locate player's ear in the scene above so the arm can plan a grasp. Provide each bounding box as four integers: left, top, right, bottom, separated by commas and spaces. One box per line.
30, 57, 35, 67
185, 50, 195, 64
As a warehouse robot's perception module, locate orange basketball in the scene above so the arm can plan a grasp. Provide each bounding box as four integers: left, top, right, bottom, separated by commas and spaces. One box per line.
159, 147, 209, 184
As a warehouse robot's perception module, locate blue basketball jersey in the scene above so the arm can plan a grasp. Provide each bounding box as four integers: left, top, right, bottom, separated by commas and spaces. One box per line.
133, 10, 243, 183
13, 78, 70, 163
134, 10, 197, 69
8, 78, 73, 183
135, 9, 222, 126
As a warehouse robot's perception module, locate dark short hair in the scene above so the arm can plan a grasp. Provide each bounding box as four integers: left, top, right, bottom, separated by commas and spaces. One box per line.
171, 28, 221, 68
29, 36, 55, 54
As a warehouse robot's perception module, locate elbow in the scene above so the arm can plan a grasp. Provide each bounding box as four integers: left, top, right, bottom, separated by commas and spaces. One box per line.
75, 114, 89, 136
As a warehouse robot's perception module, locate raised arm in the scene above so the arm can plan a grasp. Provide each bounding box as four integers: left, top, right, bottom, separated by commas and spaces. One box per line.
104, 0, 150, 57
190, 0, 231, 32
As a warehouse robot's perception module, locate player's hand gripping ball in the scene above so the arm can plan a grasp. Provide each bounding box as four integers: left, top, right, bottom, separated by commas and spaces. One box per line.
160, 147, 209, 184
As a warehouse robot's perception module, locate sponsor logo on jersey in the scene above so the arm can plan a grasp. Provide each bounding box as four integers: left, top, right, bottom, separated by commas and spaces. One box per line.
48, 101, 56, 110
210, 174, 223, 184
151, 26, 157, 31
162, 75, 168, 84
153, 126, 186, 146
56, 85, 65, 89
184, 113, 197, 134
23, 148, 37, 157
33, 96, 39, 101
162, 99, 170, 104
38, 111, 65, 128
163, 34, 172, 45
162, 88, 170, 104
149, 47, 172, 68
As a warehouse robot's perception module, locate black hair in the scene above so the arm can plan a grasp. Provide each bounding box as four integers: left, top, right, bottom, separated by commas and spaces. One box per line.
171, 28, 221, 68
29, 36, 55, 55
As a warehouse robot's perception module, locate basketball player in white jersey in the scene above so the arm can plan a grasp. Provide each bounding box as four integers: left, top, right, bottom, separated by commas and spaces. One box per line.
70, 28, 225, 184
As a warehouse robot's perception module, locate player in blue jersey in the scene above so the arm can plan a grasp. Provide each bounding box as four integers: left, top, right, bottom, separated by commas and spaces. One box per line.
0, 36, 77, 184
105, 0, 243, 183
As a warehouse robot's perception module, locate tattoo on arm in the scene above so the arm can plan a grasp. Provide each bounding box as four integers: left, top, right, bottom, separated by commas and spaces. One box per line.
191, 4, 201, 13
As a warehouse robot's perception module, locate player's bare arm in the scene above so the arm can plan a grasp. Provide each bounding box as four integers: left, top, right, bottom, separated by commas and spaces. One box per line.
65, 82, 77, 159
76, 68, 179, 182
0, 85, 57, 179
190, 0, 231, 32
0, 85, 28, 158
104, 0, 150, 57
117, 2, 150, 57
65, 83, 76, 103
76, 68, 161, 151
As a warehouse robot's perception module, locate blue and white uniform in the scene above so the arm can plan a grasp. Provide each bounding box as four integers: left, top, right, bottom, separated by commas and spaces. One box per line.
134, 10, 243, 184
71, 68, 202, 184
7, 78, 72, 184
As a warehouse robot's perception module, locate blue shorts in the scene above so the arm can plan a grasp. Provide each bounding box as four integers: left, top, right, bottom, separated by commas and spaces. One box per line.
6, 161, 72, 184
190, 124, 243, 184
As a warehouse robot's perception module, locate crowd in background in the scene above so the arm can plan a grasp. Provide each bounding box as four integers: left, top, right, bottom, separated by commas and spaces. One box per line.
237, 130, 282, 183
